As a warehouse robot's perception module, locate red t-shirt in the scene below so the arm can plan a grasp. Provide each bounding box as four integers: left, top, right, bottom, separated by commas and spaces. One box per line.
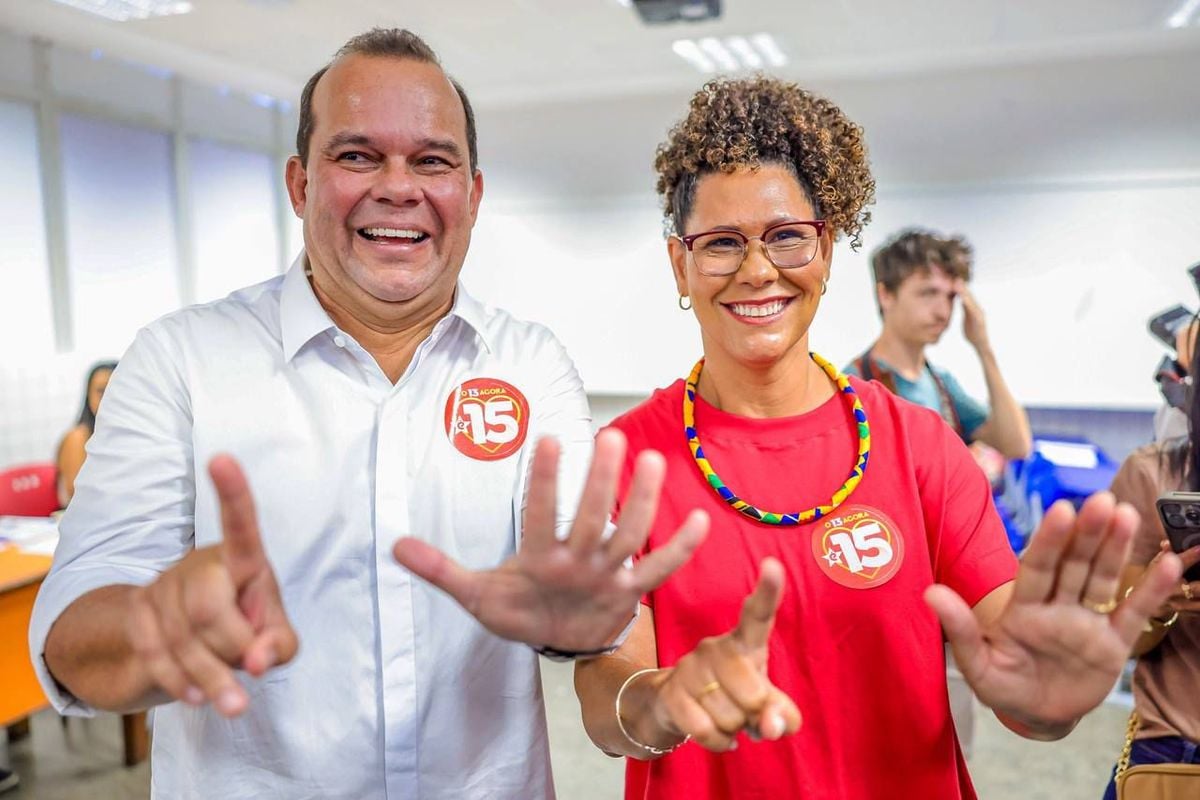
610, 377, 1017, 800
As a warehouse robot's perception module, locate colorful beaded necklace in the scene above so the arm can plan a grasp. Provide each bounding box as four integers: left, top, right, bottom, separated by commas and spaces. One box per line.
683, 352, 871, 526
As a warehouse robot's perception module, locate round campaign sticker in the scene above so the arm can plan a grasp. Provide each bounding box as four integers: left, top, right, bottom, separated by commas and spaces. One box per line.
443, 377, 530, 461
810, 504, 905, 590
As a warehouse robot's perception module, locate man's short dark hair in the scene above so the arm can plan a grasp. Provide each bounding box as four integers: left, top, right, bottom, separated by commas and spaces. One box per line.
295, 28, 478, 174
871, 228, 973, 295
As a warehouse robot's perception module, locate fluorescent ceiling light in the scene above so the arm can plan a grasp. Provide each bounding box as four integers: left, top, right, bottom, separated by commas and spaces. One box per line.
725, 36, 763, 69
1167, 0, 1200, 28
49, 0, 194, 22
749, 33, 788, 67
698, 37, 739, 72
673, 32, 788, 73
672, 39, 716, 73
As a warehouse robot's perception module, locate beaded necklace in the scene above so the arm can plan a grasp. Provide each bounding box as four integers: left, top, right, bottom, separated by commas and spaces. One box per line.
682, 352, 870, 526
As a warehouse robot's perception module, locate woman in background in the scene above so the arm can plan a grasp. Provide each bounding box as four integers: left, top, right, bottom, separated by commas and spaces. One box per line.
1106, 334, 1200, 798
56, 361, 117, 508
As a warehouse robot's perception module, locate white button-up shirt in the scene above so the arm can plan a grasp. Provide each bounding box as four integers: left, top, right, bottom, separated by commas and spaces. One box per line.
30, 257, 595, 800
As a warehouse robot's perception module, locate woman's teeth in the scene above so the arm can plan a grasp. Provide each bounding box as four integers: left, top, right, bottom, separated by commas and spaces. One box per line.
729, 299, 787, 317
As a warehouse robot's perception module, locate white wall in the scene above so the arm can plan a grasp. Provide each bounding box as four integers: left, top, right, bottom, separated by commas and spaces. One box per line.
825, 180, 1200, 409
0, 33, 295, 470
463, 178, 1200, 409
462, 195, 697, 396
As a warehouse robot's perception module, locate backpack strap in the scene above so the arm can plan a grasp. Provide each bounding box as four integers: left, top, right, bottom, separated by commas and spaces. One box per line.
857, 347, 968, 442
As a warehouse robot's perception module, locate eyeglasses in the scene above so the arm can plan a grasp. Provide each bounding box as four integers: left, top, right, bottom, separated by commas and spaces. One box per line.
675, 220, 827, 277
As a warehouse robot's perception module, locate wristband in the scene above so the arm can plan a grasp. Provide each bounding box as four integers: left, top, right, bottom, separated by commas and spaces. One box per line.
532, 604, 640, 662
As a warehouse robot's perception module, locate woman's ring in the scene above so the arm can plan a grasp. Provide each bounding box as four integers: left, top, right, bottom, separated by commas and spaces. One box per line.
1087, 598, 1119, 614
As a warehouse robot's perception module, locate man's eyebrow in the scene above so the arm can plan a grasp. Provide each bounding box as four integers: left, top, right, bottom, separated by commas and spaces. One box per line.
418, 138, 464, 158
322, 132, 373, 153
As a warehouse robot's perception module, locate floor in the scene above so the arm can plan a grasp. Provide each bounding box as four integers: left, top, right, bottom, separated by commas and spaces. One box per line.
3, 661, 1129, 799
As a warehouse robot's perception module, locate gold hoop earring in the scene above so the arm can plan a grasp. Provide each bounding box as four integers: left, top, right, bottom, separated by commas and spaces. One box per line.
821, 279, 828, 296
678, 295, 692, 310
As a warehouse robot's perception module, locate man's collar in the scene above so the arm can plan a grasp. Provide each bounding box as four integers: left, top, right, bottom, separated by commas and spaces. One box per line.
280, 253, 335, 362
448, 282, 493, 354
280, 253, 493, 361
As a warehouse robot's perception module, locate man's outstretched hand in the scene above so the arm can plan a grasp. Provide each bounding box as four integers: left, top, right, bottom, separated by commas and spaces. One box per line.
394, 429, 708, 651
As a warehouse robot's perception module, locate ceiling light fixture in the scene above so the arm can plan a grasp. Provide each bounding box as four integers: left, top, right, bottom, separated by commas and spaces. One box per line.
749, 33, 788, 67
672, 39, 716, 73
725, 36, 763, 69
1167, 0, 1200, 28
697, 37, 739, 72
49, 0, 194, 22
672, 32, 788, 73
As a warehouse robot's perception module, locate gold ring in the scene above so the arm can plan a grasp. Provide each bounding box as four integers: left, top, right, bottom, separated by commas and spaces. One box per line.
1087, 598, 1119, 615
696, 681, 722, 699
1183, 582, 1194, 602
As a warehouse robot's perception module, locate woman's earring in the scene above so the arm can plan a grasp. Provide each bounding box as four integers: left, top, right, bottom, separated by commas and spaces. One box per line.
821, 279, 829, 296
678, 295, 692, 310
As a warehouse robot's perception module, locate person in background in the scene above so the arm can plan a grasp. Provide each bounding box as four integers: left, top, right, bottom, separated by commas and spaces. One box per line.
1105, 337, 1200, 798
845, 231, 1033, 757
571, 75, 1180, 800
846, 229, 1032, 459
55, 361, 117, 508
30, 28, 703, 800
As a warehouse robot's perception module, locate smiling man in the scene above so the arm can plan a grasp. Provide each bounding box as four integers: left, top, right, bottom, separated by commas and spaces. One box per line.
846, 228, 1032, 459
29, 29, 705, 800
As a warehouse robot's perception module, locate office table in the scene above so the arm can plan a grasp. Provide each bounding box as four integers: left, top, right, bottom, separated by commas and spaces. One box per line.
0, 546, 52, 727
0, 527, 149, 767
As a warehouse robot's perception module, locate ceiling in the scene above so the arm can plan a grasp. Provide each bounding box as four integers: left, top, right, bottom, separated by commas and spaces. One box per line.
2, 0, 1198, 196
3, 0, 1197, 104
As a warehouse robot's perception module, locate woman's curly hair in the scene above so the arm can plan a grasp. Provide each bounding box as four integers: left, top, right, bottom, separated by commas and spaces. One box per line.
654, 76, 875, 249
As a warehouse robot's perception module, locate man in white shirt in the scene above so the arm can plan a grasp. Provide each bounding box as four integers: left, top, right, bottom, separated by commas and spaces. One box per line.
30, 29, 707, 800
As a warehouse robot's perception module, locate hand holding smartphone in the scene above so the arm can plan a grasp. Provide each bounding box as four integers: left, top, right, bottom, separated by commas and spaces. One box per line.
1155, 491, 1200, 582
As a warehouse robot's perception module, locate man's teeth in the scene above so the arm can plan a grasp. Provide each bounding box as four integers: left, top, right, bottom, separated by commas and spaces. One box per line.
362, 227, 425, 240
730, 300, 787, 318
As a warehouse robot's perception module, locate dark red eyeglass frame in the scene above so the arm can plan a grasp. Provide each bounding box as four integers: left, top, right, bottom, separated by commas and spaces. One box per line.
678, 219, 828, 250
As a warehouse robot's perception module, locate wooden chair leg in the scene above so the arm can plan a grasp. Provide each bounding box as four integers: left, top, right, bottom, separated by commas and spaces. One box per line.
121, 711, 149, 767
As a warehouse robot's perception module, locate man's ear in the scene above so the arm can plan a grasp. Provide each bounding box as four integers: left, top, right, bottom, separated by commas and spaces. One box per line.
468, 168, 484, 224
285, 156, 308, 218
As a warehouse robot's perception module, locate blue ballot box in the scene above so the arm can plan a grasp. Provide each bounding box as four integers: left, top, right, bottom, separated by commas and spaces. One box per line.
1000, 436, 1121, 552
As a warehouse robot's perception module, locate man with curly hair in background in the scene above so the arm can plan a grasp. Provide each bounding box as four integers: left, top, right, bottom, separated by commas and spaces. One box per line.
572, 75, 1180, 799
846, 229, 1032, 459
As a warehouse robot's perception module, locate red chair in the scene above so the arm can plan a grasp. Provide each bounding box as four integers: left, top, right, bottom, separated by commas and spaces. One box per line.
0, 463, 59, 517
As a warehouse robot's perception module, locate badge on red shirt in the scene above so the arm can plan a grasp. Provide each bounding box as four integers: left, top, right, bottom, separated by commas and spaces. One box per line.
443, 377, 530, 461
810, 504, 905, 589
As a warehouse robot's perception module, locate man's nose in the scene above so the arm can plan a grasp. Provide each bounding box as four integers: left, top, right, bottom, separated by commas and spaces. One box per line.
371, 159, 421, 205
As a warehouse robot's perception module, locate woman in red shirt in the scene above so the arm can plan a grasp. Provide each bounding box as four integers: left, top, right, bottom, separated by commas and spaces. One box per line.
573, 76, 1183, 799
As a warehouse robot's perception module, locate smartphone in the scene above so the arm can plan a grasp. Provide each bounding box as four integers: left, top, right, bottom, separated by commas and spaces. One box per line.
1149, 305, 1196, 350
1155, 491, 1200, 581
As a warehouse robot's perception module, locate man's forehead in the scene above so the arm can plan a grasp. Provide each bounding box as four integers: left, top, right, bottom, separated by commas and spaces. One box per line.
904, 265, 955, 288
316, 54, 460, 114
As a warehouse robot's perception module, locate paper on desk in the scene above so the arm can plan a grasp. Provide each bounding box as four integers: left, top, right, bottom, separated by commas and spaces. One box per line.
0, 515, 60, 555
